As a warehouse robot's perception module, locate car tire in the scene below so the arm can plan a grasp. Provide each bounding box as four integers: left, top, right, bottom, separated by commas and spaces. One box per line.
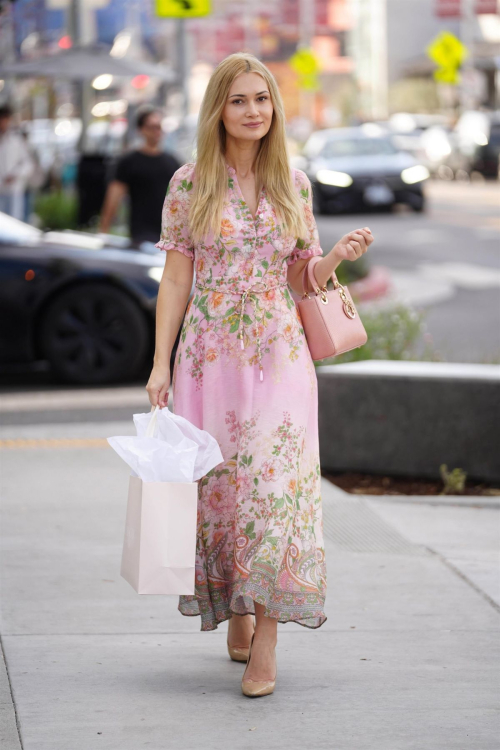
409, 193, 426, 213
39, 282, 150, 385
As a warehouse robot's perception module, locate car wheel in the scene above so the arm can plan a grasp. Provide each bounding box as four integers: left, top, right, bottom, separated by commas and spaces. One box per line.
39, 283, 150, 385
407, 192, 426, 213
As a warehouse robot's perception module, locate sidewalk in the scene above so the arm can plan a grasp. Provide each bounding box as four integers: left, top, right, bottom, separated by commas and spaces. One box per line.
1, 418, 499, 750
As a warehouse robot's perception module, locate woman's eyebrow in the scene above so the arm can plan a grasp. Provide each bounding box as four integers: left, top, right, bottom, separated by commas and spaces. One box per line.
228, 90, 269, 98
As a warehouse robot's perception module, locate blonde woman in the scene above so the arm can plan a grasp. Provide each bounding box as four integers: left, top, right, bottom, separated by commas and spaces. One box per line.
146, 53, 373, 697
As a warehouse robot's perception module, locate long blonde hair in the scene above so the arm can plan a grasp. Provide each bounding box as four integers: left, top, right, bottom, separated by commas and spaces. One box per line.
189, 52, 309, 244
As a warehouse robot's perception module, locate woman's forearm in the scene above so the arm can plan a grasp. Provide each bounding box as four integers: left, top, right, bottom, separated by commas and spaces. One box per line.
309, 251, 342, 290
288, 250, 343, 296
153, 260, 194, 366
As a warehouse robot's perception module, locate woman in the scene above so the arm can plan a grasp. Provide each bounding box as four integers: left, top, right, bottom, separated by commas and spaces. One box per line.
146, 53, 373, 698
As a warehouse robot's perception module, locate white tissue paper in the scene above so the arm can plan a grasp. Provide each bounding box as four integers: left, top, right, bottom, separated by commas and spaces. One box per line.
107, 405, 224, 483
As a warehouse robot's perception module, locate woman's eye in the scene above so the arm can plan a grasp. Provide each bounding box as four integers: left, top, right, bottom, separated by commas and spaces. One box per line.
232, 97, 268, 105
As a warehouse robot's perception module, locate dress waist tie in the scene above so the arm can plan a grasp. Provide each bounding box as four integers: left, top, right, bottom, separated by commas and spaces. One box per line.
194, 281, 286, 382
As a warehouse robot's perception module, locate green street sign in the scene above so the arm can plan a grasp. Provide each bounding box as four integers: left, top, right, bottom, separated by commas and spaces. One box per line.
155, 0, 211, 18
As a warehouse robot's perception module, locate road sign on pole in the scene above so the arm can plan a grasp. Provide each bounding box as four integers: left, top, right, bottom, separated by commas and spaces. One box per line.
426, 31, 468, 85
155, 0, 211, 18
289, 47, 321, 91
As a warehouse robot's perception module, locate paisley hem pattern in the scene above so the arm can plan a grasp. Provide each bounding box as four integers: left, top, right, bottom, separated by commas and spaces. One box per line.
156, 161, 328, 632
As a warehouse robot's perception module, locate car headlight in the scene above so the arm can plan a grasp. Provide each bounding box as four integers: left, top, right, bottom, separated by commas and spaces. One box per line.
401, 165, 430, 184
316, 169, 353, 188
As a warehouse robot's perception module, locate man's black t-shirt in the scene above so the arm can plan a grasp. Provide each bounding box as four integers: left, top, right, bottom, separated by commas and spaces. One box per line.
114, 150, 181, 245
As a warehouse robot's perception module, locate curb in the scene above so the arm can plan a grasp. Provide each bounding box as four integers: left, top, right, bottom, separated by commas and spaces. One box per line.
348, 265, 392, 302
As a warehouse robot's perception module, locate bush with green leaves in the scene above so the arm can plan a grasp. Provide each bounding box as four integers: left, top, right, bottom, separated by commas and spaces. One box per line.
315, 302, 441, 365
34, 191, 78, 231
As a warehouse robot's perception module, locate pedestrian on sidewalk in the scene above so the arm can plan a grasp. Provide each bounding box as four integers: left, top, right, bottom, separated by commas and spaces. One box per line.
0, 104, 35, 221
146, 53, 373, 698
99, 105, 180, 247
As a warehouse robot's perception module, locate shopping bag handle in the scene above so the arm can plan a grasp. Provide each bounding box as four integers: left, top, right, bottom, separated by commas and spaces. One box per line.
146, 404, 160, 438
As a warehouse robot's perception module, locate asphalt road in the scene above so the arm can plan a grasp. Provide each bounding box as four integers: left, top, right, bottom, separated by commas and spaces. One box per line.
319, 179, 500, 365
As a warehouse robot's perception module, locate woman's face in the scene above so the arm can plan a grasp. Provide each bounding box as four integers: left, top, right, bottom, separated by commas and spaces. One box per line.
221, 72, 273, 143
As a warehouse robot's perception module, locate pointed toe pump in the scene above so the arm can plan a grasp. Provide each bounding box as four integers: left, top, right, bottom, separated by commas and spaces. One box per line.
227, 615, 256, 662
241, 633, 277, 698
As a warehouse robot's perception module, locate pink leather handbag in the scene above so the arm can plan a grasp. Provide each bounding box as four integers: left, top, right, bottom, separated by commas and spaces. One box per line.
296, 256, 368, 360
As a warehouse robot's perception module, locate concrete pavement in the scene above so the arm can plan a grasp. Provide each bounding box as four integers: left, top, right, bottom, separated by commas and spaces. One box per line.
1, 417, 499, 749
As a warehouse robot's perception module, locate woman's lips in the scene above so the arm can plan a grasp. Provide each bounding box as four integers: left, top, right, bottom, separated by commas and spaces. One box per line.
243, 122, 263, 128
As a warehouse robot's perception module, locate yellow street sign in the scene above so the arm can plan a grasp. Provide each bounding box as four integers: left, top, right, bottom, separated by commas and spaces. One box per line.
289, 48, 320, 77
155, 0, 211, 18
426, 31, 468, 69
298, 73, 320, 91
433, 67, 460, 85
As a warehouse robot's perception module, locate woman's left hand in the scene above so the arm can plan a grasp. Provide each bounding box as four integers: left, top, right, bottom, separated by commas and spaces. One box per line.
332, 227, 374, 262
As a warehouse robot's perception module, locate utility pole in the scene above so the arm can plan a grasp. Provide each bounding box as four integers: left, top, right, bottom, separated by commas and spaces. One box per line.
299, 0, 315, 122
176, 18, 189, 121
370, 0, 388, 120
459, 0, 475, 112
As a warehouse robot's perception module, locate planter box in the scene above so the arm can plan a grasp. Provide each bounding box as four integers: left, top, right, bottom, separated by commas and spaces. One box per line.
317, 360, 500, 483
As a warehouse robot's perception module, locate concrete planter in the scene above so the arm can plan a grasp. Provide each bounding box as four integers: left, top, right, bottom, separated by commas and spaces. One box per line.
317, 360, 500, 483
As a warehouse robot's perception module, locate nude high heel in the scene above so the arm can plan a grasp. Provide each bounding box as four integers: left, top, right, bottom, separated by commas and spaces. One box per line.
241, 633, 277, 697
227, 615, 255, 662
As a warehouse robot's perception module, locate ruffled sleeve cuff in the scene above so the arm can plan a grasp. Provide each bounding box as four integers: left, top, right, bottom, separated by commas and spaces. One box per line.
154, 239, 194, 259
286, 241, 323, 266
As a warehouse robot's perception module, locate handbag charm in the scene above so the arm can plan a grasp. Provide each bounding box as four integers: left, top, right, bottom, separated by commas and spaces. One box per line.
296, 256, 368, 361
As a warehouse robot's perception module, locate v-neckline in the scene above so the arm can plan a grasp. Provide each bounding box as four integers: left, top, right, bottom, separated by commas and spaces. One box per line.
225, 162, 265, 223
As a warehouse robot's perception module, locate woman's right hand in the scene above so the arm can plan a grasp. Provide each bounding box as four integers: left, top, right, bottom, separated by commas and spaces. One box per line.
145, 362, 171, 409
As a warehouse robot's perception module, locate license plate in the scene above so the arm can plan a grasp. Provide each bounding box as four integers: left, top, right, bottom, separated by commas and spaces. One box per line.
363, 184, 394, 205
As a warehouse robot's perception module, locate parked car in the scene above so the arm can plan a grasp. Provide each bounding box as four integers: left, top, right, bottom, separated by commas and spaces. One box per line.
294, 126, 430, 214
0, 212, 183, 385
439, 110, 500, 181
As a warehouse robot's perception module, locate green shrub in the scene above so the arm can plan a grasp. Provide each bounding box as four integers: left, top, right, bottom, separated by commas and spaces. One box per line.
439, 464, 467, 495
34, 190, 78, 230
315, 302, 441, 364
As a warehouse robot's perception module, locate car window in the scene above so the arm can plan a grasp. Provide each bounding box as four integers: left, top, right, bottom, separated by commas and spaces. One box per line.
320, 138, 398, 158
0, 212, 41, 246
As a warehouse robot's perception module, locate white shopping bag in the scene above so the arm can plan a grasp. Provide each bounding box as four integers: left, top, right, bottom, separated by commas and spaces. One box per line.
107, 406, 224, 595
120, 475, 198, 594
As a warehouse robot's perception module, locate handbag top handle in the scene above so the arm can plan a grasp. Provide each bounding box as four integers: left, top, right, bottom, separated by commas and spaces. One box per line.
301, 256, 340, 298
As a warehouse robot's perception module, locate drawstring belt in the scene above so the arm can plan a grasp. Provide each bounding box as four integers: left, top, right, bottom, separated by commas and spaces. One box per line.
194, 280, 286, 382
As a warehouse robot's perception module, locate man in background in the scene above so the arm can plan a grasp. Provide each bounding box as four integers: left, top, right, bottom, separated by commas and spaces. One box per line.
99, 105, 181, 246
0, 105, 34, 221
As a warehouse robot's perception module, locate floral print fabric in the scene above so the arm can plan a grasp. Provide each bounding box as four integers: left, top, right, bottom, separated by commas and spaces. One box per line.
155, 161, 327, 629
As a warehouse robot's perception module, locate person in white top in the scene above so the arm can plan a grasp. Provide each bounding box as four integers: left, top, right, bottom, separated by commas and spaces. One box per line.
0, 105, 35, 221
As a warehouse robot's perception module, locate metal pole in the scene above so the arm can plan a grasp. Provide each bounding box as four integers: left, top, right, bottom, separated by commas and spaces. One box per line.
299, 0, 315, 121
370, 0, 388, 120
459, 0, 475, 113
177, 17, 189, 122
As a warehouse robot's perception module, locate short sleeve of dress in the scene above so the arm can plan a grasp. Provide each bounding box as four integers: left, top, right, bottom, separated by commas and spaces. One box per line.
286, 169, 324, 266
154, 162, 195, 259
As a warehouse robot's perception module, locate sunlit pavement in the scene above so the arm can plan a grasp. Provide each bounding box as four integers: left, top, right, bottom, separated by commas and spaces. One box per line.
1, 407, 499, 749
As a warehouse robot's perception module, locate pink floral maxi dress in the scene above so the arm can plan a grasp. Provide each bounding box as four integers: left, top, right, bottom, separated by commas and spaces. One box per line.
155, 161, 327, 630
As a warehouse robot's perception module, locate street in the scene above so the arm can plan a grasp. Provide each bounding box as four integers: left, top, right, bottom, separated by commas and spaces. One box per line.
320, 179, 500, 365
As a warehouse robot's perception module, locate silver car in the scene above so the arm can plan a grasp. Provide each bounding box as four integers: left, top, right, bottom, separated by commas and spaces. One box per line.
296, 126, 430, 215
